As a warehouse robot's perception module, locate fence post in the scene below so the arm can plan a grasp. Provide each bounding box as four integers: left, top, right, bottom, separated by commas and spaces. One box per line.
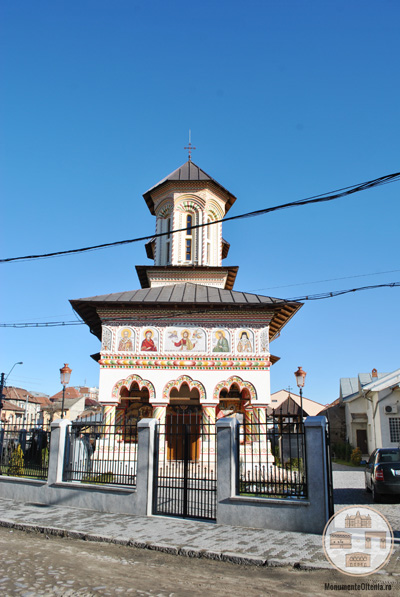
136, 418, 157, 516
19, 429, 27, 453
304, 416, 331, 528
48, 419, 71, 485
216, 417, 239, 506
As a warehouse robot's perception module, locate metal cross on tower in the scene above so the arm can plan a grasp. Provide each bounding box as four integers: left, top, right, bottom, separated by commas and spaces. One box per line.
184, 130, 196, 161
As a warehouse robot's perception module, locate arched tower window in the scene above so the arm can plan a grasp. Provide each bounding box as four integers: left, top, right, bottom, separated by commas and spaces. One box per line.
206, 217, 212, 265
185, 214, 193, 261
165, 217, 171, 264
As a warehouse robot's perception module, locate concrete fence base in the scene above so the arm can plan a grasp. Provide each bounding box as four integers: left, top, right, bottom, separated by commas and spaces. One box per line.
0, 416, 330, 533
216, 416, 330, 534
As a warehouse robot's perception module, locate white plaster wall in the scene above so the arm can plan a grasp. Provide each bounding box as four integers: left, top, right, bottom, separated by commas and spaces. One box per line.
344, 396, 368, 446
376, 388, 400, 446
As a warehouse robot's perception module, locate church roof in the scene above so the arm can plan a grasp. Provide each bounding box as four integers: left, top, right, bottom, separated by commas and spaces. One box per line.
143, 161, 237, 215
70, 283, 302, 343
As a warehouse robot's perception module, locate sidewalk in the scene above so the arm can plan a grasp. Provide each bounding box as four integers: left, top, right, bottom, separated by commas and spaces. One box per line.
0, 497, 399, 572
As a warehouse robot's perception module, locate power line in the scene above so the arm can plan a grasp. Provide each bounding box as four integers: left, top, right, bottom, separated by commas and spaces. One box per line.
0, 321, 84, 328
250, 268, 400, 292
286, 281, 400, 301
1, 281, 398, 327
1, 171, 399, 264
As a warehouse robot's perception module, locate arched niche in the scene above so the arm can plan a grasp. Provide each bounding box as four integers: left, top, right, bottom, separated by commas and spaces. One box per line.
163, 375, 206, 402
113, 374, 155, 442
214, 376, 256, 418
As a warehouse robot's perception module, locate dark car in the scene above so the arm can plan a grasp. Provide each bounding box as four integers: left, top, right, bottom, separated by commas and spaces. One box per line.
365, 448, 400, 502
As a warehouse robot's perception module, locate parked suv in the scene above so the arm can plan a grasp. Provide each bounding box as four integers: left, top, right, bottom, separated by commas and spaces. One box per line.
365, 448, 400, 502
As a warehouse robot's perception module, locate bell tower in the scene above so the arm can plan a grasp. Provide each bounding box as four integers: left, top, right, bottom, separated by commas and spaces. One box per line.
136, 161, 239, 290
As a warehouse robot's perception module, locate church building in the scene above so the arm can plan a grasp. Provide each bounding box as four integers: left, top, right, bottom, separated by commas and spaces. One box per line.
70, 159, 302, 450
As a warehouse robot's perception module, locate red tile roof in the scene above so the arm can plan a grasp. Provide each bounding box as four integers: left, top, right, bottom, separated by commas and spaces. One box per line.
1, 401, 25, 412
48, 387, 82, 402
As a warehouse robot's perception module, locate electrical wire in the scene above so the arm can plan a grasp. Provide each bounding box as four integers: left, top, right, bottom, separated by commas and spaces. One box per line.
1, 281, 398, 327
250, 268, 400, 291
1, 171, 399, 264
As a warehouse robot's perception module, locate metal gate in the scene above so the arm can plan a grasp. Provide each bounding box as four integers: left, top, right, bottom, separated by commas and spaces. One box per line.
325, 421, 335, 519
153, 409, 217, 520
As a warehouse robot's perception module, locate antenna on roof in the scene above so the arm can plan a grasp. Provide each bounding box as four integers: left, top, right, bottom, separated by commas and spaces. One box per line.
184, 129, 196, 161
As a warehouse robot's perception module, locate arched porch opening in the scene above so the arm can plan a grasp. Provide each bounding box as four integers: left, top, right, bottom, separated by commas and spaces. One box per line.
214, 376, 258, 442
116, 380, 153, 442
164, 377, 204, 461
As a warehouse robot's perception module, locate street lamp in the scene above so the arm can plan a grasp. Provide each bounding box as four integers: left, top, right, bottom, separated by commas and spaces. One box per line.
294, 366, 307, 425
0, 362, 23, 416
59, 363, 72, 420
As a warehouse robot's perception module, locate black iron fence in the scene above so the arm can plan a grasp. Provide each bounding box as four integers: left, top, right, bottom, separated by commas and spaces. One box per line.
238, 412, 307, 499
154, 410, 217, 520
0, 423, 51, 480
64, 422, 138, 486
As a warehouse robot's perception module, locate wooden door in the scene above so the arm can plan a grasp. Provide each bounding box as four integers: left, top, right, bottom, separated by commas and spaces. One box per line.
356, 429, 368, 454
166, 413, 200, 461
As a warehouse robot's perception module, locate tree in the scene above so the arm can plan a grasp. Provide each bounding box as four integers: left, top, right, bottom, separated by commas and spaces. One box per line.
8, 444, 25, 476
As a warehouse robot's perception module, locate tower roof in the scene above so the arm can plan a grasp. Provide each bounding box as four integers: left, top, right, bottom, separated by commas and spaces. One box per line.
143, 161, 237, 215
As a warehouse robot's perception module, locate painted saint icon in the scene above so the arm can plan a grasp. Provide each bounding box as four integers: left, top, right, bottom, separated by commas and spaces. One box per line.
237, 330, 253, 352
118, 328, 134, 351
101, 327, 112, 351
141, 329, 157, 352
174, 329, 196, 351
213, 330, 229, 353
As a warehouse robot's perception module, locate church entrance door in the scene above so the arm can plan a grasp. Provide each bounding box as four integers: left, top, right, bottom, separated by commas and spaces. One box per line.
166, 410, 200, 461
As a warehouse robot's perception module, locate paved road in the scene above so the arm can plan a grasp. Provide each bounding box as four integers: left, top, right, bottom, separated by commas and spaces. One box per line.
333, 465, 400, 539
0, 462, 399, 596
0, 526, 398, 597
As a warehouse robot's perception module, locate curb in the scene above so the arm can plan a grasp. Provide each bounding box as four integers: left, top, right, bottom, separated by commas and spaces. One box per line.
0, 518, 330, 570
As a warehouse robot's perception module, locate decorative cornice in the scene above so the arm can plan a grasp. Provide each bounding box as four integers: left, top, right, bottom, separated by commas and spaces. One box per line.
100, 354, 271, 371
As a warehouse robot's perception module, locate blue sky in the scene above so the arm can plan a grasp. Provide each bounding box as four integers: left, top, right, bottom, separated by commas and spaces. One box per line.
1, 1, 399, 403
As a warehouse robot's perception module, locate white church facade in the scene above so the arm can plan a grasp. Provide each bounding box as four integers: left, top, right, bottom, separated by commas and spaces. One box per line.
71, 160, 302, 454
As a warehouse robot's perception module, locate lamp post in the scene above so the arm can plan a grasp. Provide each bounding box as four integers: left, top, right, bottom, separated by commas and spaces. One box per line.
0, 362, 23, 418
294, 366, 307, 426
59, 364, 72, 420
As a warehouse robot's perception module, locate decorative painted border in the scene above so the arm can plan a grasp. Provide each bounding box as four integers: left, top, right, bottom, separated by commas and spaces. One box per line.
157, 203, 173, 218
100, 354, 271, 371
163, 375, 206, 401
213, 376, 257, 401
111, 373, 156, 401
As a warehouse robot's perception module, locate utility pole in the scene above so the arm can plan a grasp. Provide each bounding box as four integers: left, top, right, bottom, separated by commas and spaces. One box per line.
0, 372, 5, 417
0, 362, 23, 420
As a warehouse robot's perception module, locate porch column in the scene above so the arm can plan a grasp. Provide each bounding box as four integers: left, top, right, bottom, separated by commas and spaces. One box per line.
103, 404, 116, 435
152, 404, 167, 458
252, 406, 272, 457
152, 405, 167, 424
202, 405, 217, 473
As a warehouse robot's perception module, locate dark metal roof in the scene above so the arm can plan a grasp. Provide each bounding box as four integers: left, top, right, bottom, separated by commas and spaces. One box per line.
70, 283, 302, 344
267, 396, 307, 417
135, 265, 238, 290
143, 161, 237, 215
144, 239, 155, 260
221, 238, 230, 259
